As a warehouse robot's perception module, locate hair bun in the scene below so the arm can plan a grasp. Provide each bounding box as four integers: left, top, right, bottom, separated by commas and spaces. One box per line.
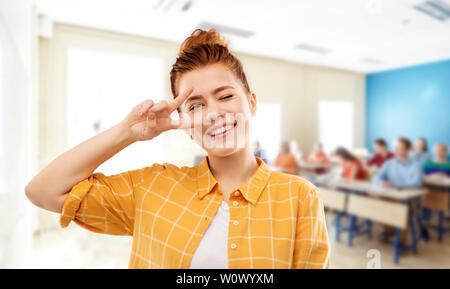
178, 28, 229, 56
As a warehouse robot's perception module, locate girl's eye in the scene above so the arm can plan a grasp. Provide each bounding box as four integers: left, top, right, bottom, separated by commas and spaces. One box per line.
189, 103, 203, 111
221, 95, 233, 100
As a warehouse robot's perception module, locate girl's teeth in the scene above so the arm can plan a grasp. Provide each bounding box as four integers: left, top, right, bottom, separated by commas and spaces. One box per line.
211, 125, 233, 136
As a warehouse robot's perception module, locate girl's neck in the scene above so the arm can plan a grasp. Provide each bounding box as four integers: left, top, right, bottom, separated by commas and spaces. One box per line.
207, 146, 259, 184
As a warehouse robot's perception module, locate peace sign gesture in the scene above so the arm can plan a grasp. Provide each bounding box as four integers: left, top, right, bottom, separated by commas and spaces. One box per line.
121, 87, 194, 142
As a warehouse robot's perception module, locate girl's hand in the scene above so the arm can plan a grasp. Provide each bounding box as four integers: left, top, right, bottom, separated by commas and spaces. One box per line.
120, 88, 194, 142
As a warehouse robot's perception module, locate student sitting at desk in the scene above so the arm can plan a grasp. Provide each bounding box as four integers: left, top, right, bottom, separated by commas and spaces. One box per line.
274, 141, 299, 175
373, 137, 422, 188
423, 143, 450, 177
373, 137, 424, 245
367, 138, 394, 168
334, 147, 365, 180
308, 142, 330, 174
410, 137, 432, 166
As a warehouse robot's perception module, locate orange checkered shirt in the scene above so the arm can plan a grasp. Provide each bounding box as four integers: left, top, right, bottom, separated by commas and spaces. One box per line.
60, 157, 330, 268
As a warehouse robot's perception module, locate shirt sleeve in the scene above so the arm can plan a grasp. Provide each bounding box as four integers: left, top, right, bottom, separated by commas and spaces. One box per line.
373, 161, 389, 184
399, 162, 423, 188
289, 155, 299, 172
59, 168, 146, 235
293, 183, 330, 269
367, 155, 377, 166
273, 155, 280, 167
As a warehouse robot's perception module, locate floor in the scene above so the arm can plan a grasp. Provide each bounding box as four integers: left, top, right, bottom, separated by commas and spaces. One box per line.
31, 226, 132, 269
327, 212, 450, 269
30, 213, 450, 269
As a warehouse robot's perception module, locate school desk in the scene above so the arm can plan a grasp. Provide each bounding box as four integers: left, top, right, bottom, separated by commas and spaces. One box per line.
299, 162, 328, 170
314, 178, 428, 265
423, 176, 450, 242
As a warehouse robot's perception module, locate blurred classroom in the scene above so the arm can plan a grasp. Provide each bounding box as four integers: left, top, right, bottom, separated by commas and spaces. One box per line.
1, 0, 449, 268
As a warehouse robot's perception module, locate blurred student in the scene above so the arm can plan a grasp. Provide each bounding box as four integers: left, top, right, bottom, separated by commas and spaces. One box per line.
423, 143, 450, 177
334, 147, 365, 180
308, 142, 330, 174
410, 137, 432, 165
274, 141, 299, 175
253, 140, 269, 164
366, 138, 394, 168
373, 137, 422, 188
374, 137, 424, 245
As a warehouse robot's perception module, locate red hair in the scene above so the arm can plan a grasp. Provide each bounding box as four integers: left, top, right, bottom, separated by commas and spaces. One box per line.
170, 29, 251, 101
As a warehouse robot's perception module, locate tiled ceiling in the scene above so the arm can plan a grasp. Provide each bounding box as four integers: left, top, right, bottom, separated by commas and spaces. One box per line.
36, 0, 450, 73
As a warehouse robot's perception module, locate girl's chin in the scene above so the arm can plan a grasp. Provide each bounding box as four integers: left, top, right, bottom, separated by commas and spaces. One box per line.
203, 146, 248, 157
203, 146, 241, 158
194, 134, 250, 157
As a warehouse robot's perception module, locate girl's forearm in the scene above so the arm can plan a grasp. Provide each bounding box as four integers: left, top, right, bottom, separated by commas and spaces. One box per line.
25, 122, 135, 212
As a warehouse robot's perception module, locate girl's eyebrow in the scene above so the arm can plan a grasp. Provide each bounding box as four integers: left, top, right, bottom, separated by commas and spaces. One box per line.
185, 85, 235, 106
184, 95, 203, 106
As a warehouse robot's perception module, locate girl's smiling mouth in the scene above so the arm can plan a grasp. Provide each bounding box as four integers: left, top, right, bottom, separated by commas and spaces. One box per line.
206, 120, 237, 140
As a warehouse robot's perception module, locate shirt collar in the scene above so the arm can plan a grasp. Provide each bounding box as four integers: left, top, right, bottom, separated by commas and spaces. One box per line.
196, 156, 271, 206
395, 157, 412, 165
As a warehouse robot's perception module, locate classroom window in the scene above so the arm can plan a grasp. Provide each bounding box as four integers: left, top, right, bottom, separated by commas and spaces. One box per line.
251, 102, 281, 161
318, 100, 354, 153
67, 48, 165, 175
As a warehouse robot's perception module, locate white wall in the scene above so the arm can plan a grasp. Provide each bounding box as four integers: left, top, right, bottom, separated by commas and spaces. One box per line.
0, 0, 39, 267
238, 53, 365, 154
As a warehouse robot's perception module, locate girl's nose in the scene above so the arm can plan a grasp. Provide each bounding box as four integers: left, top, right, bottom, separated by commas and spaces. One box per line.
206, 112, 222, 123
205, 101, 225, 123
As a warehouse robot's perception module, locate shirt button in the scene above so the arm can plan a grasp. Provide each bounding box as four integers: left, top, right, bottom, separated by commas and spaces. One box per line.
233, 201, 239, 207
230, 243, 237, 249
233, 221, 239, 226
234, 191, 240, 197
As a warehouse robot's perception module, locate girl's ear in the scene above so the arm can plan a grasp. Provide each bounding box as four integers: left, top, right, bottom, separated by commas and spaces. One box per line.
249, 92, 257, 116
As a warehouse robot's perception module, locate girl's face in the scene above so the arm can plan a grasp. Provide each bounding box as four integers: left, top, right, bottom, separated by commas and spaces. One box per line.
336, 155, 345, 164
177, 63, 256, 157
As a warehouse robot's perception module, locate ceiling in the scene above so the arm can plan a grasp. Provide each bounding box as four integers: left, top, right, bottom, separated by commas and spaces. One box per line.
36, 0, 450, 73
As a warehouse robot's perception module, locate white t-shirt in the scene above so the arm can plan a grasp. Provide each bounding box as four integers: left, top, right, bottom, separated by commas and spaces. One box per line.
189, 200, 229, 269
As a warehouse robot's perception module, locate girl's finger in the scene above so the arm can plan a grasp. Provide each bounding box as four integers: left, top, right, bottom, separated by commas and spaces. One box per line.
150, 100, 169, 112
169, 117, 202, 130
147, 111, 157, 128
169, 118, 188, 130
139, 100, 154, 117
168, 87, 194, 112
